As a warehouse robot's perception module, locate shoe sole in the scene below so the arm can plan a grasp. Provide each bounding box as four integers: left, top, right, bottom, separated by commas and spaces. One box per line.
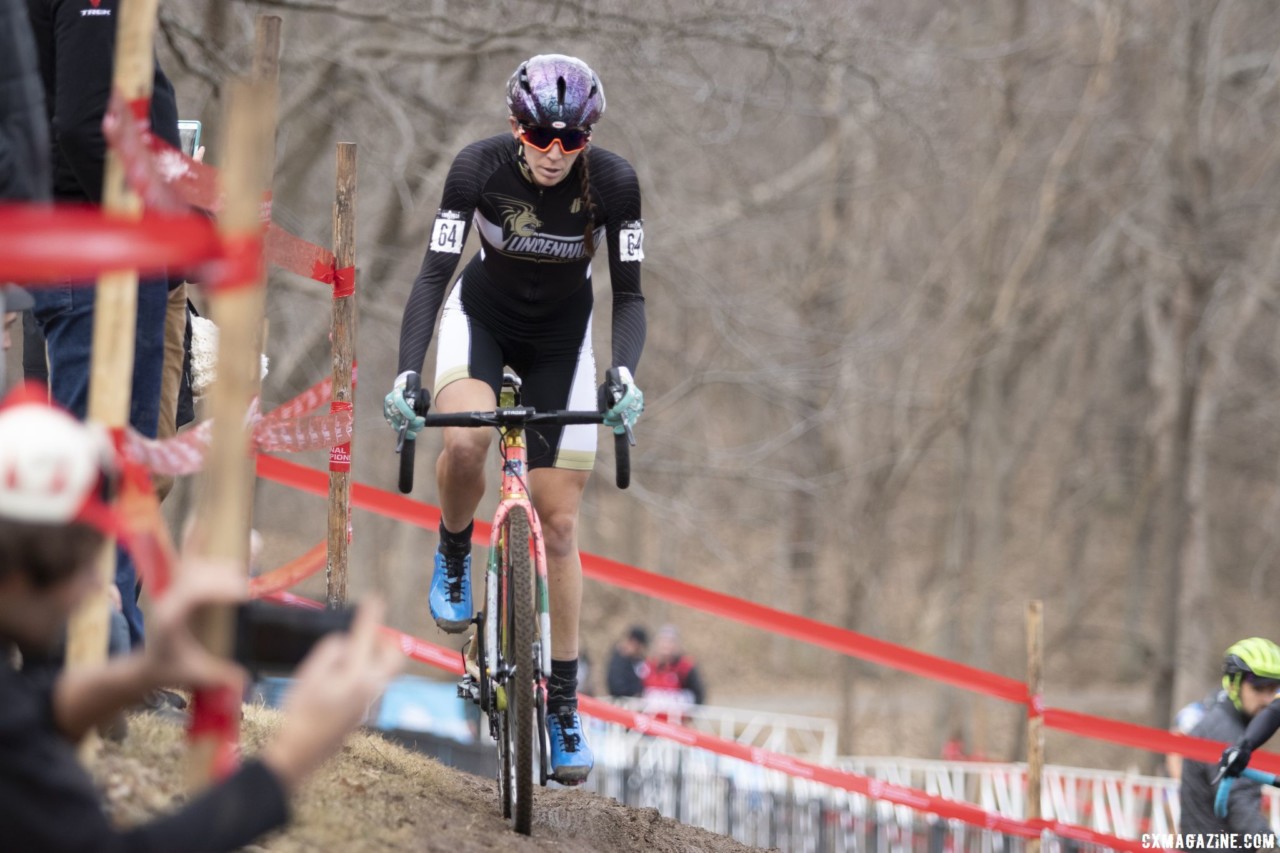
551, 766, 592, 785
433, 616, 471, 633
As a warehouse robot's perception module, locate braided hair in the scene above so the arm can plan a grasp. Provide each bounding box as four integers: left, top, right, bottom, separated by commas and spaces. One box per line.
579, 148, 599, 258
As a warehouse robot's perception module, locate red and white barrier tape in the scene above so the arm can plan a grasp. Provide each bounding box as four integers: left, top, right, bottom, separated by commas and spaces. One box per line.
252, 454, 1280, 774
102, 93, 186, 214
102, 94, 353, 294
263, 589, 1155, 850
0, 205, 223, 284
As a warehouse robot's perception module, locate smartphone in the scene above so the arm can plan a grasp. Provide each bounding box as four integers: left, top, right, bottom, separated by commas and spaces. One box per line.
178, 119, 202, 158
234, 600, 355, 676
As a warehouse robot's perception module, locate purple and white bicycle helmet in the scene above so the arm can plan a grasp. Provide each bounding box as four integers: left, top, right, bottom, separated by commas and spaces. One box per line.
506, 54, 605, 129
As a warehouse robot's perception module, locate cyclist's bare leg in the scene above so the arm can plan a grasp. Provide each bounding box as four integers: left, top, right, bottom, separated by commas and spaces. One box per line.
434, 378, 497, 532
528, 467, 590, 660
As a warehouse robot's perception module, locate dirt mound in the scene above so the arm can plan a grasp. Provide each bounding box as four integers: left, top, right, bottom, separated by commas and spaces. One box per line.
93, 707, 762, 852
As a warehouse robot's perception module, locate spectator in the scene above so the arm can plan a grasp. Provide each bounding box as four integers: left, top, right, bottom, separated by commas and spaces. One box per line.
0, 0, 49, 391
1179, 638, 1280, 843
25, 0, 184, 648
642, 624, 706, 718
1167, 695, 1210, 781
0, 389, 404, 850
606, 624, 648, 698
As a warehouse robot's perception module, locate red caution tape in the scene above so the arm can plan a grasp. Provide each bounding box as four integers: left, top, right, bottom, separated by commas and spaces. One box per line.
265, 589, 1151, 850
254, 408, 354, 454
257, 455, 442, 531
265, 222, 338, 287
328, 401, 353, 471
103, 92, 185, 213
0, 204, 223, 283
146, 136, 221, 212
248, 541, 328, 599
188, 684, 241, 780
251, 454, 1280, 774
253, 456, 1027, 701
208, 232, 266, 292
1043, 708, 1280, 775
333, 266, 356, 298
262, 376, 333, 425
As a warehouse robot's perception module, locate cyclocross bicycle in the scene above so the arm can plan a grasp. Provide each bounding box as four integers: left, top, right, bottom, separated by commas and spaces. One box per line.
1214, 766, 1280, 819
395, 368, 632, 835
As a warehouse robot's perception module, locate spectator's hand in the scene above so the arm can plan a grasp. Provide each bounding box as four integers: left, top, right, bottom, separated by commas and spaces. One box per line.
193, 145, 206, 163
105, 582, 123, 613
1213, 742, 1253, 784
262, 598, 403, 792
141, 556, 248, 691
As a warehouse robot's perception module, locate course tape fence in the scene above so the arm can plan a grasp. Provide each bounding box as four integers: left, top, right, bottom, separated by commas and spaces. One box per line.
104, 91, 355, 295
252, 454, 1280, 777
259, 587, 1151, 851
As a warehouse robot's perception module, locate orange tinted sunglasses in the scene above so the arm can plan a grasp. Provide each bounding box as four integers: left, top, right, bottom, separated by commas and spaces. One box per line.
519, 125, 591, 154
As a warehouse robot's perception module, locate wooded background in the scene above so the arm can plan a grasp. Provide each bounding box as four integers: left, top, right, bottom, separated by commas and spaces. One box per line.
147, 0, 1280, 771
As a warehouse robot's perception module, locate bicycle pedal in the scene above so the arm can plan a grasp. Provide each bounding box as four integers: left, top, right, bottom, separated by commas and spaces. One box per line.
457, 675, 480, 703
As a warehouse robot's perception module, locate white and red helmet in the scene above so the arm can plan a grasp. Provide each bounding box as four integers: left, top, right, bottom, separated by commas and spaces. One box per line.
0, 387, 119, 531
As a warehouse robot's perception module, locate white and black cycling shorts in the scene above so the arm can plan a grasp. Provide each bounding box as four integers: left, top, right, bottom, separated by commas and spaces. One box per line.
435, 278, 597, 471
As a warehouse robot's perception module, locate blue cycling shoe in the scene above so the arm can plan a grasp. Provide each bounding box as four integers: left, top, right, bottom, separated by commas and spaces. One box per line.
547, 706, 593, 784
429, 544, 472, 633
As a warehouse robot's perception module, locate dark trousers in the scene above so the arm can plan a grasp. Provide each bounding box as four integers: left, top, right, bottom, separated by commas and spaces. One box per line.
30, 279, 167, 648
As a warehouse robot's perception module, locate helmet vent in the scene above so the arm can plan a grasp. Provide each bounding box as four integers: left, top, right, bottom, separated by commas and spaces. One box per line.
557, 76, 567, 105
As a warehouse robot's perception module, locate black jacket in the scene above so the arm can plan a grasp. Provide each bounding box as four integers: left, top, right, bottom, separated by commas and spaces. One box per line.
0, 660, 289, 851
25, 0, 180, 203
0, 0, 49, 202
606, 648, 646, 698
1179, 691, 1276, 843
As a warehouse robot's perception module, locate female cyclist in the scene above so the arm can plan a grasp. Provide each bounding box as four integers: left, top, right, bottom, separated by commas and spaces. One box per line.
384, 54, 646, 783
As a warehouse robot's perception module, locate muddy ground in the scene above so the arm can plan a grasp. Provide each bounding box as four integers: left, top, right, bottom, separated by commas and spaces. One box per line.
94, 707, 766, 852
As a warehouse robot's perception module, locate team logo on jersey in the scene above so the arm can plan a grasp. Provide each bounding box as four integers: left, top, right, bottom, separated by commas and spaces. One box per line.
82, 0, 111, 15
495, 196, 542, 237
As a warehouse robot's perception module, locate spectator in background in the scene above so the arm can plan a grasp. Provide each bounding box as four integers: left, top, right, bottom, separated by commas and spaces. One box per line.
1167, 695, 1210, 781
1, 0, 49, 391
606, 624, 648, 698
642, 624, 706, 718
25, 0, 184, 648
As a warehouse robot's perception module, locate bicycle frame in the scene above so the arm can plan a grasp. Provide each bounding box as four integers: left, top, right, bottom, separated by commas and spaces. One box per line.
484, 381, 553, 698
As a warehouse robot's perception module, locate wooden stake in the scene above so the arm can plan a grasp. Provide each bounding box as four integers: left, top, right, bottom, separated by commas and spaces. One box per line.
252, 15, 282, 84
186, 78, 276, 786
66, 0, 160, 723
327, 143, 357, 607
1026, 600, 1044, 853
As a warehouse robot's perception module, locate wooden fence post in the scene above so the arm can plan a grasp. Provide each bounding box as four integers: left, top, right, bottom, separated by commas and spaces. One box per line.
327, 143, 357, 607
1026, 599, 1045, 853
186, 78, 277, 786
66, 0, 160, 716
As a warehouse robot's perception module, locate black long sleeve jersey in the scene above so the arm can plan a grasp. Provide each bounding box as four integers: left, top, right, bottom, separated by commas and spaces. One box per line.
396, 133, 646, 377
1241, 699, 1280, 753
26, 0, 182, 204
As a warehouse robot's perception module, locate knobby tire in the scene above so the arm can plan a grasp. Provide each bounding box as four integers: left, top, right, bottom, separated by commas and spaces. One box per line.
501, 507, 535, 835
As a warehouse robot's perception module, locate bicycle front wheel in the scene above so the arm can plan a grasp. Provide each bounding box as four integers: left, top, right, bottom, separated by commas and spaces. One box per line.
498, 506, 535, 835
